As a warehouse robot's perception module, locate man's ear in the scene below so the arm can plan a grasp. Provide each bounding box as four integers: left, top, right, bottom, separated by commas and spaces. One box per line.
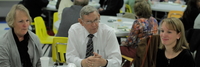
78, 18, 83, 26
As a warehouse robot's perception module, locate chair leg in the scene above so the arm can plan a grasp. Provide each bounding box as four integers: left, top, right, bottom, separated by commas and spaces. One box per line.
121, 60, 127, 67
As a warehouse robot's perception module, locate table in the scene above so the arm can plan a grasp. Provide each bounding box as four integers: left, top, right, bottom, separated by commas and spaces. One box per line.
54, 15, 135, 37
47, 57, 76, 67
42, 1, 58, 30
151, 2, 187, 20
151, 2, 187, 12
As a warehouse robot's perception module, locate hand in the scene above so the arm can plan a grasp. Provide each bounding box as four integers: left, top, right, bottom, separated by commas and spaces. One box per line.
86, 52, 107, 67
98, 8, 104, 11
81, 56, 97, 67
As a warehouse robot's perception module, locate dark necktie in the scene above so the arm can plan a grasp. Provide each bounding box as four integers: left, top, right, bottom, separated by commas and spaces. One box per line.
85, 34, 94, 58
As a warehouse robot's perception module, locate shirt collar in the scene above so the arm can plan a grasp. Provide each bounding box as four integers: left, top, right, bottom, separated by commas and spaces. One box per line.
82, 26, 98, 39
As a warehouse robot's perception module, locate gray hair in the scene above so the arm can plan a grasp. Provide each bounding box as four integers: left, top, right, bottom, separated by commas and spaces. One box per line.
80, 5, 99, 19
6, 4, 32, 28
74, 0, 89, 7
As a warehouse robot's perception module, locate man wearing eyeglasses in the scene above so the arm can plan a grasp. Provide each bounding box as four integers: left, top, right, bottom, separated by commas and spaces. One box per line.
66, 5, 122, 67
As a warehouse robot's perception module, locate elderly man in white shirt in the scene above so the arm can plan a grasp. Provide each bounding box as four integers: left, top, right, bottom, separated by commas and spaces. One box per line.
66, 5, 122, 67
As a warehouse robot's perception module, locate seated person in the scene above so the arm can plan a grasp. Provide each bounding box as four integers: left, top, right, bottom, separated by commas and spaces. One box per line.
98, 0, 124, 16
19, 0, 49, 20
180, 0, 200, 31
57, 0, 74, 19
156, 17, 195, 67
66, 5, 122, 67
0, 4, 42, 67
120, 1, 158, 67
56, 0, 88, 37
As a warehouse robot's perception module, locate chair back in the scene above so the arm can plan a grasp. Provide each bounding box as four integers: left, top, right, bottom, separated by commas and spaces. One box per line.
34, 16, 49, 40
167, 10, 183, 18
52, 37, 68, 63
53, 12, 58, 34
125, 4, 132, 13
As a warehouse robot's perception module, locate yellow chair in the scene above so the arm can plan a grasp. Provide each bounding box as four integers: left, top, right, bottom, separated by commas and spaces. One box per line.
53, 12, 58, 34
125, 4, 132, 13
167, 10, 183, 18
121, 55, 134, 66
52, 37, 68, 64
34, 16, 54, 44
31, 22, 35, 25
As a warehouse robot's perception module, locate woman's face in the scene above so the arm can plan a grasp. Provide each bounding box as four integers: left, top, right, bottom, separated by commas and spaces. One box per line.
160, 22, 180, 47
13, 10, 30, 37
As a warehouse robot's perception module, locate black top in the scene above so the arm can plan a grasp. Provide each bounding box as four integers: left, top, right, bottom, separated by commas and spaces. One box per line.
12, 29, 32, 67
156, 49, 195, 67
19, 0, 49, 20
99, 0, 123, 16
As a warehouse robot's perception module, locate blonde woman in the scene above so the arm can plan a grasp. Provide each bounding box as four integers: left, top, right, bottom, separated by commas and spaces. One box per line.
0, 4, 42, 67
156, 17, 195, 67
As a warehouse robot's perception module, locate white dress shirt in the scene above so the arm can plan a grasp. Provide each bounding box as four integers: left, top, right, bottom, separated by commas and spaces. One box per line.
66, 23, 122, 67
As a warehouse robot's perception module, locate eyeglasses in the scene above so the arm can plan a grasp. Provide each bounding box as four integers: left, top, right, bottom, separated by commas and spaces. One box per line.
82, 19, 100, 24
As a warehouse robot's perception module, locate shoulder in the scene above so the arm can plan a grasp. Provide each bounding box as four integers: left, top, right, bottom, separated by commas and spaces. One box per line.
99, 23, 114, 32
97, 23, 115, 36
181, 49, 193, 56
149, 17, 158, 23
69, 23, 83, 31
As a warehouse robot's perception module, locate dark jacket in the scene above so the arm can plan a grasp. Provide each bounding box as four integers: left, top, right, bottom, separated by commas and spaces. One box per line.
19, 0, 49, 20
99, 0, 123, 16
134, 35, 160, 67
186, 29, 200, 67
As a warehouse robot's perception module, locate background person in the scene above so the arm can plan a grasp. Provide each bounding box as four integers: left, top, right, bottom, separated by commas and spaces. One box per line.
156, 17, 195, 67
0, 4, 42, 67
120, 1, 158, 67
98, 0, 124, 16
19, 0, 49, 20
180, 0, 200, 31
66, 5, 122, 67
57, 0, 74, 19
56, 0, 89, 37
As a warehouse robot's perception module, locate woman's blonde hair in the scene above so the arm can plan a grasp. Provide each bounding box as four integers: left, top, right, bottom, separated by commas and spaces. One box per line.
6, 4, 32, 28
159, 17, 189, 52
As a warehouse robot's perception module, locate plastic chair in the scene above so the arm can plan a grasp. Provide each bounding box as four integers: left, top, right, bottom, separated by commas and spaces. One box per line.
125, 4, 132, 13
53, 12, 58, 34
121, 55, 134, 67
34, 16, 54, 44
167, 10, 183, 18
52, 37, 68, 65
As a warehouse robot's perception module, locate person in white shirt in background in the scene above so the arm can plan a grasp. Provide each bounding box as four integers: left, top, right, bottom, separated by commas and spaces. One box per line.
58, 0, 73, 19
66, 5, 122, 67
